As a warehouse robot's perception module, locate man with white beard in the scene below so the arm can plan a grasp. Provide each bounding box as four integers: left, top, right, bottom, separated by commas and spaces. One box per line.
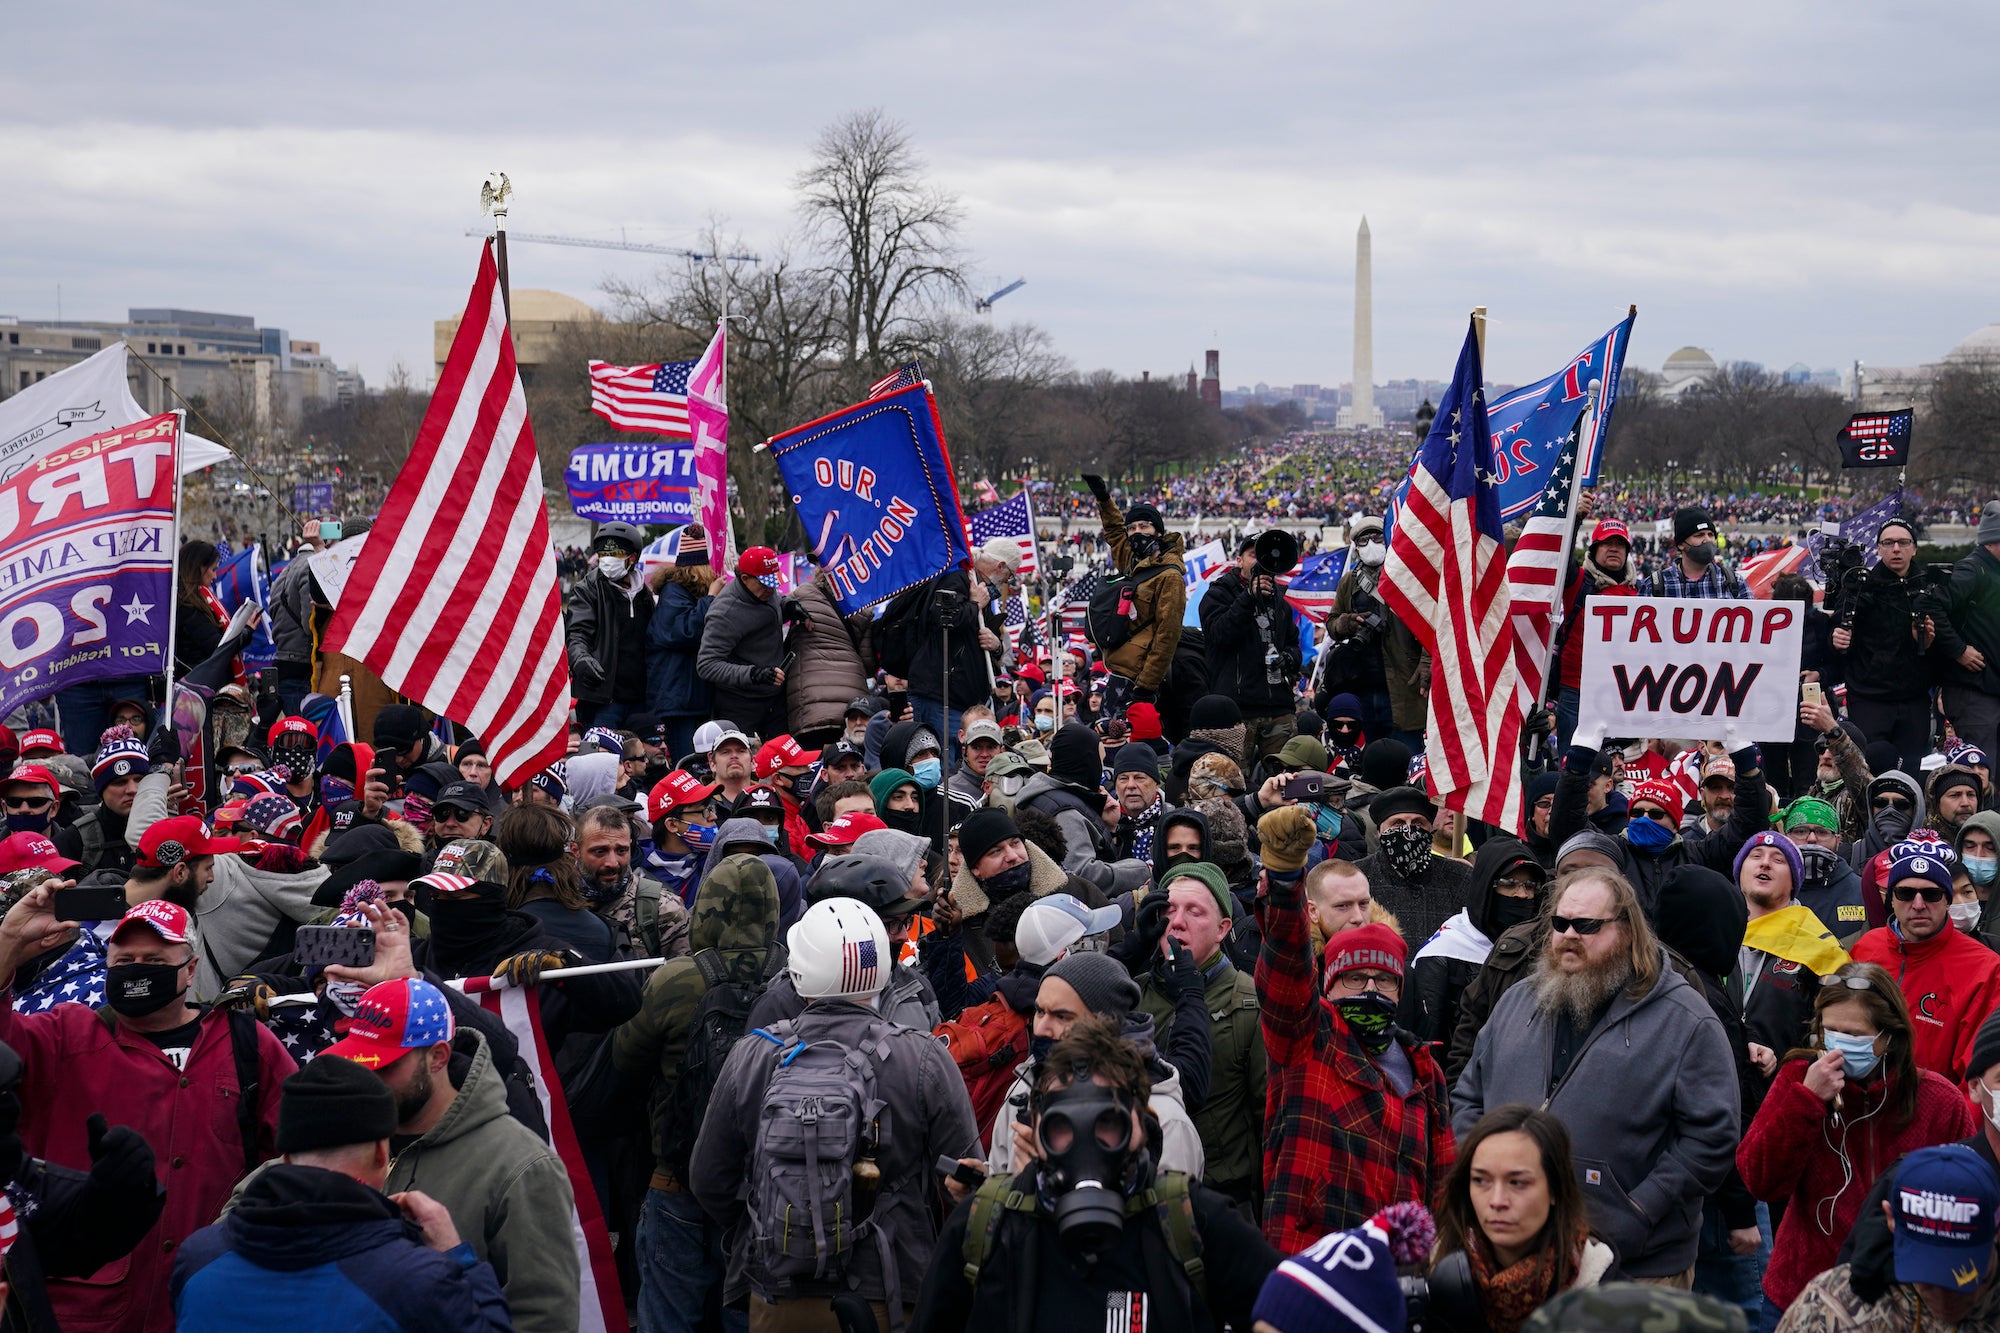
1452, 867, 1741, 1288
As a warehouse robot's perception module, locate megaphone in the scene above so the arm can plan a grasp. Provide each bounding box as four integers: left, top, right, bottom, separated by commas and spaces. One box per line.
1252, 528, 1300, 579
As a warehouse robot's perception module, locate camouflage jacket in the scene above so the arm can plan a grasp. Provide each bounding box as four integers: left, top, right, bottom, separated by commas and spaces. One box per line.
609, 853, 782, 1163
1778, 1266, 2000, 1332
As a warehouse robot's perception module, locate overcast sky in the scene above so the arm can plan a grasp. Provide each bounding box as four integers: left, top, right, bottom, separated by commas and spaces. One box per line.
6, 1, 1997, 393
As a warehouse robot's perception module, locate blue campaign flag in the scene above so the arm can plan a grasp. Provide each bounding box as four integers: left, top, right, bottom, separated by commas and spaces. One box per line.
564, 442, 699, 523
1392, 313, 1635, 526
210, 543, 275, 670
766, 382, 972, 614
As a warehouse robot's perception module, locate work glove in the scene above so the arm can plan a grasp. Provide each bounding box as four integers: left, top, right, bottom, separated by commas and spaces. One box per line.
751, 665, 781, 687
1082, 474, 1111, 504
493, 949, 572, 988
215, 976, 276, 1022
1258, 806, 1318, 874
87, 1112, 158, 1198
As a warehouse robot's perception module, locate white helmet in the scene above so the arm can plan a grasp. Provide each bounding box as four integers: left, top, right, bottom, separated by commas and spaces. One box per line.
788, 897, 892, 1001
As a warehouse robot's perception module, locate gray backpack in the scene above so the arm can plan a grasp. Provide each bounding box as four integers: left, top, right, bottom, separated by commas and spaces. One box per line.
744, 1019, 899, 1294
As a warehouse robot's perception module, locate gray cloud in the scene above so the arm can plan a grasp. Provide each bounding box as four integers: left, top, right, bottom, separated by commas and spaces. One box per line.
4, 0, 1997, 392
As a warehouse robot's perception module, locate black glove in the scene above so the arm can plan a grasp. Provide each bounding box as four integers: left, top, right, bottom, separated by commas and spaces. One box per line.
86, 1112, 157, 1197
1161, 938, 1204, 1005
1082, 474, 1111, 504
1131, 686, 1157, 703
1108, 889, 1169, 970
1525, 704, 1555, 739
146, 722, 181, 767
751, 665, 781, 687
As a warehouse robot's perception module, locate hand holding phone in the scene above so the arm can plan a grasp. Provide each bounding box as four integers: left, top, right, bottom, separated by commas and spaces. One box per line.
1801, 680, 1825, 709
1282, 771, 1325, 802
52, 887, 130, 922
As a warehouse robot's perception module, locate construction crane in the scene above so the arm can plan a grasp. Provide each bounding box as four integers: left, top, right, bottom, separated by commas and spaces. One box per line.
974, 278, 1026, 314
460, 228, 759, 264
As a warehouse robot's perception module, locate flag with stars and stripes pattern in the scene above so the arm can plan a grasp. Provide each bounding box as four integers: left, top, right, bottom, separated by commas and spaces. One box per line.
1503, 415, 1584, 715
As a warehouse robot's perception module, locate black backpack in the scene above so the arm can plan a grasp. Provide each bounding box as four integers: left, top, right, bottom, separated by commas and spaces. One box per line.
657, 946, 785, 1177
872, 580, 935, 678
1087, 564, 1179, 652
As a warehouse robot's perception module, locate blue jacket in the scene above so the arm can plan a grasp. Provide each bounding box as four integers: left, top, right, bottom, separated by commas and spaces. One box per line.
647, 567, 715, 719
173, 1163, 512, 1332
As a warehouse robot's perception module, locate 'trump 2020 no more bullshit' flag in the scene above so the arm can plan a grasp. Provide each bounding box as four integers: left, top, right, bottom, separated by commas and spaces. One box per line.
765, 381, 972, 614
0, 412, 180, 716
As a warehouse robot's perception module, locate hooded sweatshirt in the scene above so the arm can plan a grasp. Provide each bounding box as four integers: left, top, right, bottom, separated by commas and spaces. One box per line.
700, 817, 804, 931
611, 854, 782, 1169
1401, 838, 1543, 1046
384, 1030, 579, 1332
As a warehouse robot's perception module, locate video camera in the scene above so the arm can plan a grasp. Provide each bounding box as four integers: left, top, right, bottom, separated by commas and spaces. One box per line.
1817, 535, 1869, 628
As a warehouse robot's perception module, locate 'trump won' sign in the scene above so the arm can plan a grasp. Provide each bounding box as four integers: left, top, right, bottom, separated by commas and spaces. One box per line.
1577, 596, 1803, 744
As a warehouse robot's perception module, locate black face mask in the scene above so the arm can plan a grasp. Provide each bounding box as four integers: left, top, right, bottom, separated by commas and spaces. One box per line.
390, 900, 419, 931
1127, 535, 1160, 561
881, 808, 925, 837
426, 894, 511, 965
1489, 894, 1539, 935
1162, 851, 1201, 870
1034, 1078, 1142, 1254
1685, 542, 1717, 567
1334, 991, 1400, 1052
1872, 809, 1913, 843
106, 962, 185, 1017
977, 862, 1035, 901
4, 812, 49, 835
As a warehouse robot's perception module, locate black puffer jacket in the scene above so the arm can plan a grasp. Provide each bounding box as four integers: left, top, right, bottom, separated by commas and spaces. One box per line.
1839, 561, 1932, 702
907, 568, 1005, 710
1400, 838, 1544, 1048
1932, 545, 2000, 695
1199, 568, 1296, 717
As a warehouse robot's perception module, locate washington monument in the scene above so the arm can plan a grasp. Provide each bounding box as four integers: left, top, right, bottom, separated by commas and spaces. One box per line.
1344, 216, 1380, 428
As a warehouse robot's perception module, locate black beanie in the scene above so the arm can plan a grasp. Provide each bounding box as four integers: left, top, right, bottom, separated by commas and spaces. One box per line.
1051, 722, 1103, 790
1189, 695, 1242, 731
1360, 739, 1413, 792
373, 704, 429, 756
1673, 507, 1716, 546
277, 1054, 400, 1154
1124, 502, 1166, 532
1112, 742, 1161, 781
1971, 1009, 2000, 1088
957, 808, 1021, 872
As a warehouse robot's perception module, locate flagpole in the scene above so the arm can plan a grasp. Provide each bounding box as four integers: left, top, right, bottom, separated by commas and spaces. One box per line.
161, 410, 187, 739
482, 172, 512, 325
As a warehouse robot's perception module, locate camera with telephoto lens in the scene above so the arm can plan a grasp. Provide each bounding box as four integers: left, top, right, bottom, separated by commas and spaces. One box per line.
1817, 535, 1869, 628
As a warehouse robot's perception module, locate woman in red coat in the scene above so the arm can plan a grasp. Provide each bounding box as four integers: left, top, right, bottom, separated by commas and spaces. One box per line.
1737, 960, 1974, 1325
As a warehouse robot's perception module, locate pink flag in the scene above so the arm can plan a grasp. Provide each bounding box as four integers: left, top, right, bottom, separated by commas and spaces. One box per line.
688, 324, 734, 574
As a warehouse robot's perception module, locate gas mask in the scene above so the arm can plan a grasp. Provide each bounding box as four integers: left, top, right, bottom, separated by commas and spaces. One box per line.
1032, 1072, 1145, 1254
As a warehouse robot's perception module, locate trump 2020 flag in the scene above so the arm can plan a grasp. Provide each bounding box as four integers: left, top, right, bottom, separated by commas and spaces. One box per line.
0, 412, 179, 717
766, 381, 972, 614
1837, 410, 1913, 469
1381, 320, 1527, 833
1392, 313, 1634, 526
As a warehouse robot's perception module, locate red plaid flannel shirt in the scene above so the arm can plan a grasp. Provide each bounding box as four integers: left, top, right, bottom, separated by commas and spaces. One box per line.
1255, 870, 1457, 1255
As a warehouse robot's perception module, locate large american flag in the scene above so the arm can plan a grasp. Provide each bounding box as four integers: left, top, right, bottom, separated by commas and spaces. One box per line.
1281, 549, 1348, 625
968, 491, 1040, 577
1058, 570, 1101, 636
1380, 320, 1526, 833
588, 357, 696, 436
326, 243, 571, 789
1502, 417, 1583, 712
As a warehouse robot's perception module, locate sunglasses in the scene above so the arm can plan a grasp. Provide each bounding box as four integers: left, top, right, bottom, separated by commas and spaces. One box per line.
431, 807, 480, 823
1873, 796, 1914, 812
1550, 914, 1618, 936
1, 797, 50, 811
1631, 806, 1674, 823
1495, 875, 1542, 893
1825, 974, 1879, 993
1892, 885, 1949, 904
224, 763, 261, 777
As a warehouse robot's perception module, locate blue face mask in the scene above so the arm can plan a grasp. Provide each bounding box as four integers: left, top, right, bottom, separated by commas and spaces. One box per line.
1822, 1029, 1881, 1080
1312, 805, 1342, 841
1035, 714, 1054, 733
912, 758, 943, 790
1968, 855, 1999, 888
1626, 813, 1676, 853
1029, 1033, 1054, 1063
681, 822, 718, 851
763, 824, 782, 844
4, 811, 49, 835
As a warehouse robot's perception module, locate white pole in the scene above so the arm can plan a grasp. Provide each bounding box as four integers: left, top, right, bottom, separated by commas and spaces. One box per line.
337, 673, 356, 743
161, 410, 188, 732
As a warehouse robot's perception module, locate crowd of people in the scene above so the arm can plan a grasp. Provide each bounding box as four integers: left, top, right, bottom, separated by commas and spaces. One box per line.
4, 448, 2000, 1333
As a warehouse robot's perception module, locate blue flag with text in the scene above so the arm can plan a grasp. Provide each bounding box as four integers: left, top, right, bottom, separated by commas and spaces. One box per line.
766, 382, 972, 614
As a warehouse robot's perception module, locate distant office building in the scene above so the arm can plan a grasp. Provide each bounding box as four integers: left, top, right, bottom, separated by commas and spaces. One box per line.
0, 308, 341, 424
439, 289, 598, 388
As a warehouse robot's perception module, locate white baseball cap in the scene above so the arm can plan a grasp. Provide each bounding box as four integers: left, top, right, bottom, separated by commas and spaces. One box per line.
1015, 893, 1123, 967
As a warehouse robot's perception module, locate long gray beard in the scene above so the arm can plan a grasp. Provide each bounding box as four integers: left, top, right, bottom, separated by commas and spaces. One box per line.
1534, 949, 1632, 1026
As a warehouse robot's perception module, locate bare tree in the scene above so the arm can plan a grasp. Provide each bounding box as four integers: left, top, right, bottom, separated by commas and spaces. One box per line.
915, 315, 1070, 483
1927, 361, 2000, 487
796, 109, 966, 388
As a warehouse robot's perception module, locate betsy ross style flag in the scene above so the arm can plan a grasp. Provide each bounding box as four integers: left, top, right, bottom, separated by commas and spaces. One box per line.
968, 491, 1041, 577
1837, 409, 1913, 469
588, 358, 696, 436
327, 243, 571, 789
1381, 318, 1526, 833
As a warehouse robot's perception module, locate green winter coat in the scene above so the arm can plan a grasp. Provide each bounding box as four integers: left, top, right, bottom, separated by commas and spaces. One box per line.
610, 854, 782, 1164
1140, 953, 1265, 1199
385, 1030, 581, 1333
